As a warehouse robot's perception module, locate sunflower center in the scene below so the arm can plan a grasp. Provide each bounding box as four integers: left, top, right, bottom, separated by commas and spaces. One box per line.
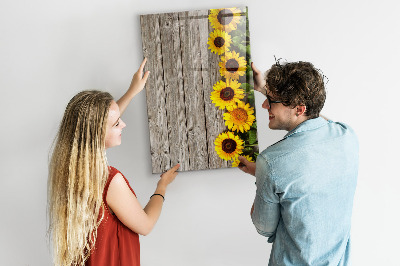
214, 37, 225, 48
222, 138, 237, 153
217, 9, 234, 25
231, 108, 248, 124
220, 87, 234, 101
226, 59, 239, 73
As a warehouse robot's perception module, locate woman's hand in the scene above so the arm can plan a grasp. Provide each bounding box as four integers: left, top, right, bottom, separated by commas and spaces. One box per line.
157, 163, 180, 189
251, 62, 267, 96
117, 58, 150, 114
107, 164, 180, 236
128, 57, 150, 96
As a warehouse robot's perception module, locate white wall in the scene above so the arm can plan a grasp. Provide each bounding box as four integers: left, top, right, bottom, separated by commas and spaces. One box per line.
1, 0, 399, 265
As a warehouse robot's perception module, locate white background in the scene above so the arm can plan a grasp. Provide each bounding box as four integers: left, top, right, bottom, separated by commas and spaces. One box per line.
1, 0, 399, 265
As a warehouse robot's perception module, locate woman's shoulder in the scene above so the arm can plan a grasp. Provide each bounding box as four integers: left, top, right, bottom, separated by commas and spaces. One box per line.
106, 166, 136, 196
108, 166, 128, 183
104, 166, 122, 198
109, 166, 120, 176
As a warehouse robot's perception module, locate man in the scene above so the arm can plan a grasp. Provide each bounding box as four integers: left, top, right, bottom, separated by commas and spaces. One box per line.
239, 61, 359, 265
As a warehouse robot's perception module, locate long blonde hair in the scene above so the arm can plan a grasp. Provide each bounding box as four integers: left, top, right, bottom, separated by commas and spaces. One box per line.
48, 90, 113, 265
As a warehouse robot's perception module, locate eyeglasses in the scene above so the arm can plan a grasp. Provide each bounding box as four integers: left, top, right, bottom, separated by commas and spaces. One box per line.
259, 85, 282, 108
266, 94, 282, 108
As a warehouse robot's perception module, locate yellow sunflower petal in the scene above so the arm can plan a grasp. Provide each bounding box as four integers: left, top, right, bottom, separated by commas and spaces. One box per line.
209, 7, 243, 33
223, 101, 255, 133
208, 29, 232, 55
231, 155, 254, 167
210, 79, 245, 110
219, 51, 247, 80
214, 131, 244, 161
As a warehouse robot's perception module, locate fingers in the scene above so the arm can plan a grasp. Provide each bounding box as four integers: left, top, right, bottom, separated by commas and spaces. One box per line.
237, 157, 249, 173
251, 62, 266, 94
238, 164, 249, 174
251, 62, 260, 75
162, 163, 180, 176
142, 70, 150, 83
139, 57, 147, 73
170, 163, 180, 172
168, 164, 180, 180
159, 164, 180, 187
238, 156, 248, 164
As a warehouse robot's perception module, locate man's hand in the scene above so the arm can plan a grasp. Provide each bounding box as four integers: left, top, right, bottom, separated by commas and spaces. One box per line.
237, 156, 256, 176
251, 62, 266, 96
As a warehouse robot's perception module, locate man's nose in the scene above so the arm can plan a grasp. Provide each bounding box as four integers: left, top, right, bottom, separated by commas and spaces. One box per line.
262, 99, 270, 109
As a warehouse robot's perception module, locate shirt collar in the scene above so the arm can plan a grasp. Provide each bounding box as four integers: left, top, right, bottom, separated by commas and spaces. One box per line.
284, 117, 328, 139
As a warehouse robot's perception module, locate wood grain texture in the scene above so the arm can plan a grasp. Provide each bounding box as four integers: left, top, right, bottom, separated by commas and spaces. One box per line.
159, 13, 190, 171
178, 10, 209, 171
140, 14, 170, 173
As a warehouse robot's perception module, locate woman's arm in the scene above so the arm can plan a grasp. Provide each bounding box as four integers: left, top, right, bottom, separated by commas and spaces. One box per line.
106, 164, 180, 236
117, 58, 150, 115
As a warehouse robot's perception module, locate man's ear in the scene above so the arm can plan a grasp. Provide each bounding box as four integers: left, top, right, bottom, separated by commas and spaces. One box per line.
295, 105, 307, 117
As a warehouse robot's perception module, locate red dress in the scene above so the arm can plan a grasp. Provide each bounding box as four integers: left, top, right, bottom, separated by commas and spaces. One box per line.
86, 166, 140, 266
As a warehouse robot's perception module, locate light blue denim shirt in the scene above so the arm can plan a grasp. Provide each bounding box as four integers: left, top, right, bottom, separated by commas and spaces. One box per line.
252, 117, 359, 266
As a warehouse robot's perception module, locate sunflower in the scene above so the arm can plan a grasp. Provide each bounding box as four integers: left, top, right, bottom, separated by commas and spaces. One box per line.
219, 51, 247, 80
208, 7, 242, 33
207, 29, 232, 55
231, 155, 254, 167
223, 101, 255, 133
210, 79, 244, 111
214, 131, 244, 161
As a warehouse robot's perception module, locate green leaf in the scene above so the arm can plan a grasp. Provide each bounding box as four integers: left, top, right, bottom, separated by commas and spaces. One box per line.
238, 44, 246, 54
244, 147, 253, 153
246, 45, 251, 56
246, 64, 253, 74
232, 36, 242, 45
246, 72, 253, 84
248, 130, 257, 144
240, 83, 251, 92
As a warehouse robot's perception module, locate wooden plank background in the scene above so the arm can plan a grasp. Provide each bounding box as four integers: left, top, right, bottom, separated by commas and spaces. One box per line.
140, 9, 249, 173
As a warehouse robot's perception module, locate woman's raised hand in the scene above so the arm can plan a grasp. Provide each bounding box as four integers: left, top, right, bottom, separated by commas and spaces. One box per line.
128, 58, 150, 96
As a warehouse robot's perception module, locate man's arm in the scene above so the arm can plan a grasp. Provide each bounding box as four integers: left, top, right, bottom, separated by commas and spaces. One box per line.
251, 192, 280, 240
251, 155, 280, 241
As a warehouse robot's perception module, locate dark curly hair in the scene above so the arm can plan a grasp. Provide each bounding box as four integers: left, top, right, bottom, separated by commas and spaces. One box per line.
265, 60, 327, 118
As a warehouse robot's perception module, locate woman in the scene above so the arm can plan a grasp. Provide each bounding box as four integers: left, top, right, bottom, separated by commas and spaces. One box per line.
48, 58, 179, 266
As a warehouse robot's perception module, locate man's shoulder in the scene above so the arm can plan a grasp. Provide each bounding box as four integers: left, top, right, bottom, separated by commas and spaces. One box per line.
326, 120, 358, 146
259, 139, 293, 163
259, 119, 358, 162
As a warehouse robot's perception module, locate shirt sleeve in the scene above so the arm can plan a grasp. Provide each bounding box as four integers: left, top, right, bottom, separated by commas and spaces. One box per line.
251, 154, 280, 243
